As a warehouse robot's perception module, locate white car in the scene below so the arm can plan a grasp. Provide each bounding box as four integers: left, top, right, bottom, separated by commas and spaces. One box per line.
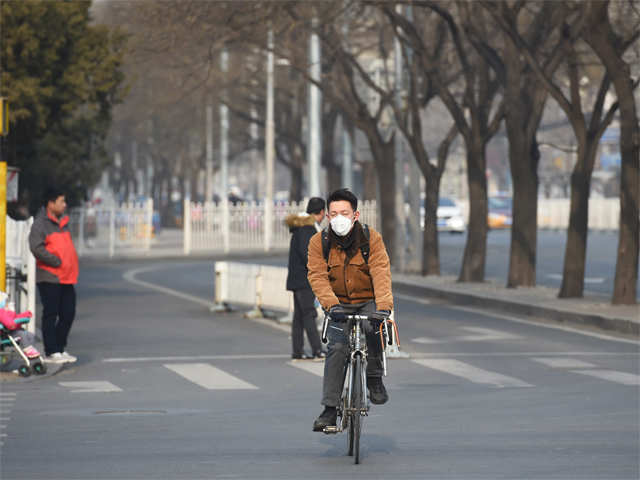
419, 196, 465, 233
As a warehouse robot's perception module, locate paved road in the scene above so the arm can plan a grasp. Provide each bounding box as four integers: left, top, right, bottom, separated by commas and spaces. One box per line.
1, 260, 638, 479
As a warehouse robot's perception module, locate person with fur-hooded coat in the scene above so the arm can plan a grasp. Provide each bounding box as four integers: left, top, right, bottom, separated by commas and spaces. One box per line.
285, 197, 327, 360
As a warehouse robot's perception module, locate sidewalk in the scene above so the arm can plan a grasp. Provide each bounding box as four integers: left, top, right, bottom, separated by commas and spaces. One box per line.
393, 273, 639, 338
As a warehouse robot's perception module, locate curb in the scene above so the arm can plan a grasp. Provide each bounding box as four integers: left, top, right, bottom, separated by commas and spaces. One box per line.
392, 280, 639, 337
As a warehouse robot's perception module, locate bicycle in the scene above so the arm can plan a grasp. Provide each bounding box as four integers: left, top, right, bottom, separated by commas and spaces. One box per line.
320, 309, 399, 464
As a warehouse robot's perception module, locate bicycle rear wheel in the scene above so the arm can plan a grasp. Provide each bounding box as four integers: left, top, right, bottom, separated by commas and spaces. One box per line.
351, 355, 363, 464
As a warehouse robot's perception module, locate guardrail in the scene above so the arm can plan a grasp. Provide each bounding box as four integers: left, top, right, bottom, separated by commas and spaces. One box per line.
69, 200, 154, 257
212, 261, 294, 322
184, 199, 379, 254
456, 197, 619, 231
5, 216, 36, 334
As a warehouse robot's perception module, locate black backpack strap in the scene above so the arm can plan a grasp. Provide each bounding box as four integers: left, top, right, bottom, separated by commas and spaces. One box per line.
360, 223, 370, 265
322, 228, 330, 264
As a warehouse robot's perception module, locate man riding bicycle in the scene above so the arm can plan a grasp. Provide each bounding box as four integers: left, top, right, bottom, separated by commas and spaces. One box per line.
307, 189, 393, 432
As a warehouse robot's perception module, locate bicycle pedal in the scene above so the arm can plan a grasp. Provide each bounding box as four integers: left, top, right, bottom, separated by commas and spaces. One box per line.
323, 426, 339, 434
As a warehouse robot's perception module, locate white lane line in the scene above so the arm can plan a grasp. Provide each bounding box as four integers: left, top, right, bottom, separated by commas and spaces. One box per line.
395, 293, 430, 305
0, 393, 16, 397
123, 266, 290, 333
412, 359, 533, 388
59, 381, 123, 393
409, 352, 638, 357
412, 326, 520, 344
531, 358, 597, 369
452, 305, 639, 345
547, 274, 606, 284
0, 417, 10, 421
104, 354, 290, 363
288, 361, 325, 377
571, 369, 640, 386
164, 363, 258, 390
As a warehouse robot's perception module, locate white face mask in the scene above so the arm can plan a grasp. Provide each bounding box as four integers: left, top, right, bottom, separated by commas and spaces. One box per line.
330, 214, 353, 236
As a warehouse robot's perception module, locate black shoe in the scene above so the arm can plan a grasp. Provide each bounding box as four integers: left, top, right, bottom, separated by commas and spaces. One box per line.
312, 350, 327, 360
313, 406, 337, 432
292, 353, 313, 361
367, 376, 389, 405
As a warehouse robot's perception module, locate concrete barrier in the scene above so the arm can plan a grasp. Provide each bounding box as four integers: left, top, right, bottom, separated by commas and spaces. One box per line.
212, 261, 293, 321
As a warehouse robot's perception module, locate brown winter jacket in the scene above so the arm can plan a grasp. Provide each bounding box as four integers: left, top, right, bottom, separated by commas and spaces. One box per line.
307, 223, 393, 312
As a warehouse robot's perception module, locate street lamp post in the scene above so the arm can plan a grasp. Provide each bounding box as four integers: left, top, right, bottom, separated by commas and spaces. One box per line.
264, 30, 275, 252
308, 20, 322, 197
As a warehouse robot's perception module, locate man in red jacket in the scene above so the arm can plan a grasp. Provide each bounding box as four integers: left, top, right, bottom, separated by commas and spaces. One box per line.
28, 187, 79, 364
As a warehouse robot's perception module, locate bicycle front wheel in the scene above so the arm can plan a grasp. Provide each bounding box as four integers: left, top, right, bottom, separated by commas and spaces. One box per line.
351, 355, 363, 464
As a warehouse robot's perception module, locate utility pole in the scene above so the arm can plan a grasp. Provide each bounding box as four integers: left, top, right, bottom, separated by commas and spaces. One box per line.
308, 19, 322, 197
264, 30, 275, 252
220, 48, 230, 253
206, 103, 214, 203
393, 7, 407, 272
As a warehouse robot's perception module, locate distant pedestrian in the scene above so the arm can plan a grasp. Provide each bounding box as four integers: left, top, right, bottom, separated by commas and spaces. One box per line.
28, 187, 79, 364
285, 197, 327, 360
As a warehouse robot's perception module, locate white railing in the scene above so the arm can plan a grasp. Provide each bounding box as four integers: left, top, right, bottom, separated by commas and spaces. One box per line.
538, 198, 619, 230
69, 199, 154, 257
456, 197, 619, 231
184, 199, 379, 254
5, 216, 36, 334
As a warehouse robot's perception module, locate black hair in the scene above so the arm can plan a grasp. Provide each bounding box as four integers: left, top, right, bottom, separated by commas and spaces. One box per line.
43, 187, 65, 207
306, 197, 326, 214
327, 188, 358, 212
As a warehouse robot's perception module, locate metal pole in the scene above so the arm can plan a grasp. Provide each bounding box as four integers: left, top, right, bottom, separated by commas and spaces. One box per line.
265, 30, 275, 252
220, 49, 230, 253
393, 11, 407, 271
342, 119, 353, 190
308, 21, 322, 197
206, 104, 214, 203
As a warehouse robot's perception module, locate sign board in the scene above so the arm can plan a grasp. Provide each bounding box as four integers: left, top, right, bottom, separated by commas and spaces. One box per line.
7, 166, 19, 202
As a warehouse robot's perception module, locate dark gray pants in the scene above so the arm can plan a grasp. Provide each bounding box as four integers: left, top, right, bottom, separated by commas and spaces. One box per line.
321, 301, 384, 407
292, 288, 322, 356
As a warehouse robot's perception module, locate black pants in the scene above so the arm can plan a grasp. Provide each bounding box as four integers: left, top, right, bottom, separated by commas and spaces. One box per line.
292, 288, 322, 356
37, 283, 76, 356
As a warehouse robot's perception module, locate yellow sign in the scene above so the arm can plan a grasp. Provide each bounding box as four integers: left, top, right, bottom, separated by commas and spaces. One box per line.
0, 98, 8, 136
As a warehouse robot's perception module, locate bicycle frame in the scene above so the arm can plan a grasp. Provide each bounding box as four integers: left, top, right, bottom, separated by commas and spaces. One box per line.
321, 314, 375, 434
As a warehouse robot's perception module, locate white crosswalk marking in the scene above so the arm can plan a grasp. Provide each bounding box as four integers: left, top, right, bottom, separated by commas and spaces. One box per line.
288, 361, 325, 377
59, 381, 123, 393
164, 363, 258, 390
571, 369, 640, 386
531, 358, 597, 369
412, 359, 533, 388
0, 393, 16, 397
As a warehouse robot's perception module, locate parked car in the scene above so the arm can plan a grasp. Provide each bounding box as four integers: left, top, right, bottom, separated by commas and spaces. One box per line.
488, 196, 513, 229
419, 196, 466, 233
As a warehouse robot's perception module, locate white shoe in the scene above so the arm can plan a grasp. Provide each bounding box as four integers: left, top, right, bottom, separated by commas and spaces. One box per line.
45, 353, 66, 364
60, 351, 77, 363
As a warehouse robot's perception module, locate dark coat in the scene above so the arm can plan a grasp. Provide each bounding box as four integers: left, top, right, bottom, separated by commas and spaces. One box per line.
286, 213, 319, 291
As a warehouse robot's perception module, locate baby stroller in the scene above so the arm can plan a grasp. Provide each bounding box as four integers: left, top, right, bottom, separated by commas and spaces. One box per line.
0, 293, 46, 377
0, 320, 47, 377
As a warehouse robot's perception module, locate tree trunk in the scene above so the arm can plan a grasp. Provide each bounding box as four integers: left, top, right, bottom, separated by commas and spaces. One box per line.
559, 144, 597, 298
289, 161, 303, 202
322, 108, 340, 193
584, 1, 639, 304
362, 161, 377, 201
459, 136, 488, 282
368, 135, 396, 265
507, 137, 539, 287
422, 172, 441, 275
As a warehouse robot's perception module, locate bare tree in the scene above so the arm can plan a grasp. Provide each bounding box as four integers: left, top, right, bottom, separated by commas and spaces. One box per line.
582, 0, 639, 305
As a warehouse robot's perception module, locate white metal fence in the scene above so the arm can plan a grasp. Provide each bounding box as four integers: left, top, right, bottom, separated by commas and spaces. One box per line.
456, 197, 619, 231
184, 199, 379, 253
69, 200, 154, 257
5, 217, 36, 334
